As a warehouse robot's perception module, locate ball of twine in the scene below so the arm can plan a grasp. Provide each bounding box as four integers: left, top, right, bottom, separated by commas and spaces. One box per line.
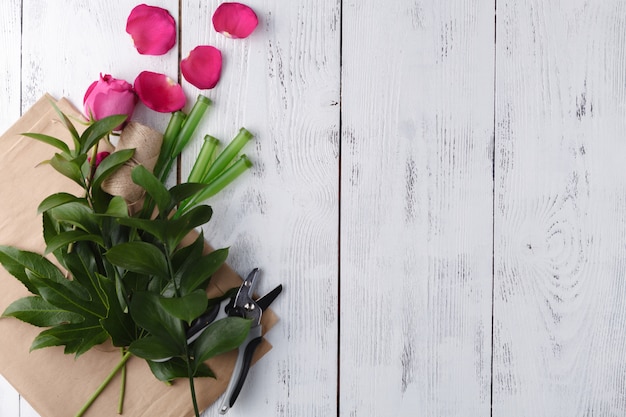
102, 121, 163, 208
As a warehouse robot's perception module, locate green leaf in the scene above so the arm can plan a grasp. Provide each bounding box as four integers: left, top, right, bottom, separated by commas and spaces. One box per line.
91, 148, 135, 191
147, 358, 215, 382
104, 196, 128, 217
192, 317, 251, 365
31, 321, 108, 357
159, 289, 207, 325
98, 275, 136, 347
44, 230, 104, 255
29, 275, 102, 318
129, 291, 185, 353
21, 132, 71, 155
169, 183, 208, 205
161, 232, 206, 297
90, 184, 113, 214
0, 246, 66, 294
38, 193, 84, 214
179, 248, 229, 295
49, 153, 85, 187
49, 201, 100, 234
105, 242, 168, 278
129, 336, 180, 360
166, 205, 213, 250
115, 217, 167, 243
3, 296, 83, 327
81, 114, 127, 152
171, 231, 205, 271
49, 100, 81, 153
131, 165, 171, 216
62, 243, 107, 309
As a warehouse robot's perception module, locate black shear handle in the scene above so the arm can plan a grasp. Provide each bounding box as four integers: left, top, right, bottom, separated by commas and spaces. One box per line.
219, 325, 263, 414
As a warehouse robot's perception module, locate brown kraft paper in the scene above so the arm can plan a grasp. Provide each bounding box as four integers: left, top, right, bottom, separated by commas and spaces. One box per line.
0, 95, 278, 417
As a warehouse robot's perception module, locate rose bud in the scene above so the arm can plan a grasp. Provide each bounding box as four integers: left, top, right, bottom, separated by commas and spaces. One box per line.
84, 74, 138, 130
212, 2, 258, 39
87, 151, 111, 168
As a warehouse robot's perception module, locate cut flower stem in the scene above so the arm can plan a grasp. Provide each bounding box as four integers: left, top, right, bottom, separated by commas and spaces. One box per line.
188, 135, 219, 183
161, 95, 211, 182
177, 154, 252, 216
74, 351, 132, 417
155, 110, 186, 179
201, 128, 252, 184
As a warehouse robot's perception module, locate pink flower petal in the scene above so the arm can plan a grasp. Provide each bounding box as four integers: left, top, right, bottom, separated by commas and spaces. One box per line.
126, 4, 176, 55
212, 2, 258, 39
181, 46, 222, 89
83, 74, 137, 130
134, 71, 186, 113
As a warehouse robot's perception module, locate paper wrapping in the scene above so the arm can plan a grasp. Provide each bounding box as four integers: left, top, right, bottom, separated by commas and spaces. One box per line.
0, 95, 278, 417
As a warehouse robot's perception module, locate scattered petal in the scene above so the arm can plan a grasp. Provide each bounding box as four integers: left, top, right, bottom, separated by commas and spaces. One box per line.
83, 74, 137, 130
181, 46, 223, 89
212, 2, 258, 39
134, 71, 186, 113
126, 4, 176, 55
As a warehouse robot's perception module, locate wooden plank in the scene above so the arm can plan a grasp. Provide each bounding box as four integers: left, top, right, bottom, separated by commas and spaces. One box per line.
0, 376, 19, 417
180, 1, 340, 416
340, 0, 494, 415
0, 0, 21, 133
12, 2, 178, 417
21, 0, 178, 133
494, 1, 626, 416
0, 1, 24, 414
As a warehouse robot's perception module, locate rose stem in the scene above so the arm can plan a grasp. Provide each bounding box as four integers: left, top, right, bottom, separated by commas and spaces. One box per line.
171, 95, 211, 158
161, 95, 211, 182
117, 349, 127, 414
155, 110, 186, 180
176, 155, 252, 216
187, 135, 219, 183
201, 128, 253, 184
74, 351, 132, 417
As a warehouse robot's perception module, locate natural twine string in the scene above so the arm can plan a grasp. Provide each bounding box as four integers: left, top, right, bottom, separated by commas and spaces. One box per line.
101, 121, 163, 209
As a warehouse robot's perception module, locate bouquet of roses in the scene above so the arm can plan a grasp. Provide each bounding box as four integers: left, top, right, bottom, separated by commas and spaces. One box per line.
0, 3, 267, 416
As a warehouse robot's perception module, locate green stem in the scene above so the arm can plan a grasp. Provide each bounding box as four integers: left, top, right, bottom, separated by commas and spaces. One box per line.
171, 96, 211, 158
74, 351, 132, 417
176, 155, 252, 217
201, 128, 253, 184
155, 111, 186, 180
188, 135, 219, 183
161, 96, 211, 183
117, 349, 127, 414
186, 350, 201, 417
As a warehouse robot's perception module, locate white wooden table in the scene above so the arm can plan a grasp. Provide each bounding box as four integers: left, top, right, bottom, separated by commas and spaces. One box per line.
1, 1, 626, 416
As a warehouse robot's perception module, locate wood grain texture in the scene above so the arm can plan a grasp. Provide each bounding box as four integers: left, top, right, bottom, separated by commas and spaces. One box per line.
0, 375, 19, 417
340, 0, 494, 415
1, 0, 28, 413
21, 0, 178, 133
9, 2, 179, 417
180, 1, 340, 416
0, 0, 21, 134
494, 1, 626, 416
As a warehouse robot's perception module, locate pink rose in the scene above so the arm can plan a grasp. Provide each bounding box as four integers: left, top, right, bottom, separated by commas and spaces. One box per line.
83, 74, 138, 130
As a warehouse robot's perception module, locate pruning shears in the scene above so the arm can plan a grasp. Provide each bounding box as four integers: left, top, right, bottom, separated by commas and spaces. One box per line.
218, 268, 282, 413
166, 268, 282, 413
